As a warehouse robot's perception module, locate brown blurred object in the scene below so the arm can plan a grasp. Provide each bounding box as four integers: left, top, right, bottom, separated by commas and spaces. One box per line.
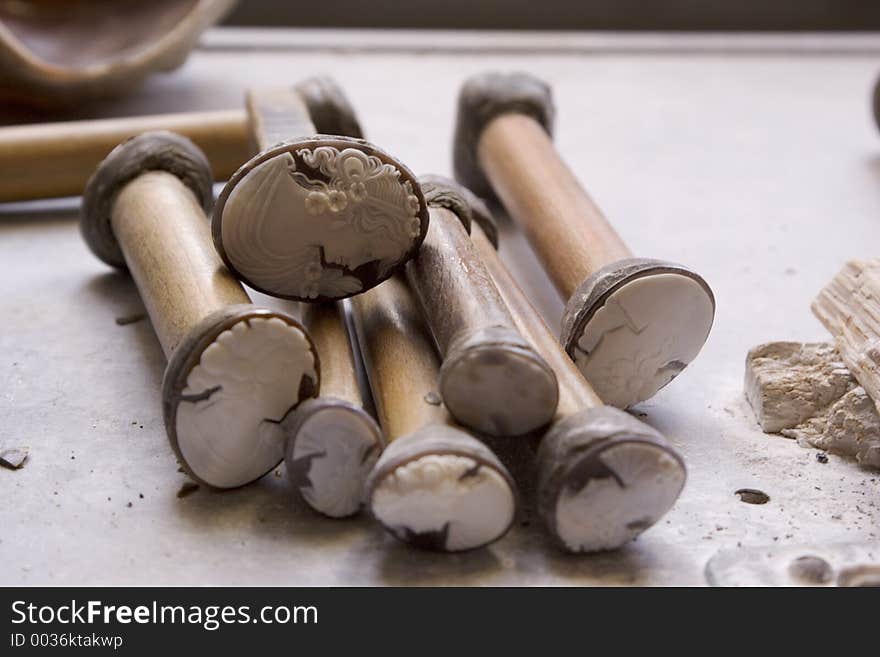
0, 0, 236, 105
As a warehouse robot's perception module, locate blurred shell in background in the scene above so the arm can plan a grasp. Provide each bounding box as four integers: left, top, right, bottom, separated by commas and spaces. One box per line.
0, 0, 236, 105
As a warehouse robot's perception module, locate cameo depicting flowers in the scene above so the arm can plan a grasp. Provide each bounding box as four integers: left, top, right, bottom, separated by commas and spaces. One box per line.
220, 145, 424, 299
371, 447, 515, 551
174, 317, 317, 489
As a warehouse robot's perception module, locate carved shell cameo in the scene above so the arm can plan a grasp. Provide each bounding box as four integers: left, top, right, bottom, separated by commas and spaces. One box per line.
213, 139, 428, 302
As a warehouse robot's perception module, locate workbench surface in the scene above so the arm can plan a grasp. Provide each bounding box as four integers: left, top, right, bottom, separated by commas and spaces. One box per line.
2, 29, 879, 586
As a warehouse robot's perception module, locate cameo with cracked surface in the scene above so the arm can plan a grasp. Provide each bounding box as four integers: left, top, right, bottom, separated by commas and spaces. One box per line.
283, 398, 384, 518
213, 138, 428, 301
562, 258, 715, 409
366, 426, 516, 552
537, 406, 686, 553
163, 305, 319, 489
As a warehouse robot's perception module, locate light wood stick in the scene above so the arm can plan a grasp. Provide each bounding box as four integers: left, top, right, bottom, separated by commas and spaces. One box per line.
283, 301, 383, 519
480, 114, 630, 292
350, 276, 516, 552
454, 71, 715, 410
472, 221, 686, 552
405, 185, 558, 437
112, 170, 249, 357
81, 131, 319, 490
0, 110, 251, 202
470, 223, 601, 416
246, 88, 316, 150
351, 276, 448, 441
299, 304, 362, 406
0, 73, 367, 203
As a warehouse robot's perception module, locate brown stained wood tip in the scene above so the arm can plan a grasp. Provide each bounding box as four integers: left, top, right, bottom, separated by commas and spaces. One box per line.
81, 131, 214, 269
736, 488, 770, 505
453, 71, 555, 201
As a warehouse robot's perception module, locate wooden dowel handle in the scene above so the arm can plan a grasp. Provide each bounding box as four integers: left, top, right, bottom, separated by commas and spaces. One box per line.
471, 223, 602, 415
405, 201, 558, 436
283, 300, 382, 519
246, 88, 316, 151
299, 302, 363, 406
406, 206, 512, 355
0, 110, 252, 202
350, 276, 447, 441
82, 132, 323, 492
477, 113, 631, 298
112, 170, 250, 357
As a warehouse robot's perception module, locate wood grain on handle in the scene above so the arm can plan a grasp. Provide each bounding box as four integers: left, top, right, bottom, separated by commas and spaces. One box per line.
300, 302, 363, 406
0, 110, 251, 202
477, 113, 631, 298
246, 87, 316, 151
111, 170, 250, 358
406, 206, 513, 355
350, 276, 447, 441
471, 223, 602, 415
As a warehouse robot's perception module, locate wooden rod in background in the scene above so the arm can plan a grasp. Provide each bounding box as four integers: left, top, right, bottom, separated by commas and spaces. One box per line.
0, 109, 252, 202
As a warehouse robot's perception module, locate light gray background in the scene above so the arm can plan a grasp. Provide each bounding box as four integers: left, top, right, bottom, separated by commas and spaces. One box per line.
1, 30, 878, 585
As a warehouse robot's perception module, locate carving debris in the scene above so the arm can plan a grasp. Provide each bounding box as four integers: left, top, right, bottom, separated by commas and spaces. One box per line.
0, 447, 29, 470
813, 259, 880, 412
744, 341, 880, 469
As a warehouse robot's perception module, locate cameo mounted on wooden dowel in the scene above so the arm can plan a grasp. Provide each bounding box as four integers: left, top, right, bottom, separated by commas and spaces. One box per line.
351, 275, 517, 552
454, 71, 715, 409
81, 131, 320, 489
274, 78, 387, 518
212, 86, 429, 302
405, 175, 559, 437
464, 181, 687, 553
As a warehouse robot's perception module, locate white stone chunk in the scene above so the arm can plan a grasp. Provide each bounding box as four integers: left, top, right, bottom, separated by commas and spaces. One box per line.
744, 341, 851, 433
782, 387, 880, 469
745, 341, 880, 469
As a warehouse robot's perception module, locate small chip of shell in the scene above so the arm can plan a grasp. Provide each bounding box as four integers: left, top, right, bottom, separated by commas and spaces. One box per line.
0, 447, 29, 470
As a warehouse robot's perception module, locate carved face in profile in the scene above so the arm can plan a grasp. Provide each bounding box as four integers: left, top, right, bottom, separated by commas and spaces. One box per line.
215, 142, 427, 301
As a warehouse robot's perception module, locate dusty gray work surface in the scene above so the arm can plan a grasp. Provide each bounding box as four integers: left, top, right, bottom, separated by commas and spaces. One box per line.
2, 29, 879, 586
